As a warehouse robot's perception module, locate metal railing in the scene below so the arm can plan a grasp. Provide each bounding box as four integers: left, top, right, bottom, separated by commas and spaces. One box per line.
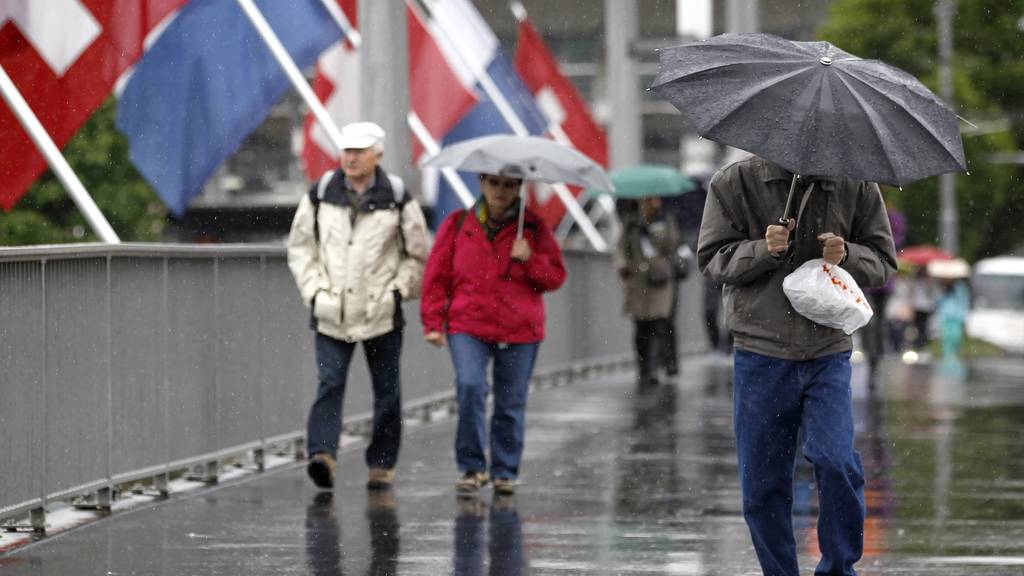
0, 243, 705, 530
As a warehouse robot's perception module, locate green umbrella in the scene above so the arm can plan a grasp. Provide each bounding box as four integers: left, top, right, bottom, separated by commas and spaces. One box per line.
586, 165, 697, 199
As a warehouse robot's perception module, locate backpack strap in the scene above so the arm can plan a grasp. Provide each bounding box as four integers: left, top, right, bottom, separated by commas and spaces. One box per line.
309, 170, 335, 245
386, 174, 410, 258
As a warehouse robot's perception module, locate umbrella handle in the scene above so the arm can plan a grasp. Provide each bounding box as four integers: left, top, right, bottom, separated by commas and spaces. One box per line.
779, 174, 799, 224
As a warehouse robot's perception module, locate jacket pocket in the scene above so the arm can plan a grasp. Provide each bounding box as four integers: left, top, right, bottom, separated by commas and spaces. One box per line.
365, 288, 395, 327
312, 290, 342, 328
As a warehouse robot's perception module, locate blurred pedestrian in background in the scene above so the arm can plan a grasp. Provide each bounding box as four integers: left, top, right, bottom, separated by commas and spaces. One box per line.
615, 196, 682, 388
909, 266, 939, 352
420, 172, 566, 497
861, 203, 906, 375
883, 269, 914, 353
287, 122, 430, 491
929, 258, 971, 359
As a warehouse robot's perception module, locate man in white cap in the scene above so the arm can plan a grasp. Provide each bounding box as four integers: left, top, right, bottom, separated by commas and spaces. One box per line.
287, 121, 430, 491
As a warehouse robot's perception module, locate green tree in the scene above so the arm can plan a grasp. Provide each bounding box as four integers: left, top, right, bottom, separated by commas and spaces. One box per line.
0, 97, 167, 246
819, 0, 1024, 261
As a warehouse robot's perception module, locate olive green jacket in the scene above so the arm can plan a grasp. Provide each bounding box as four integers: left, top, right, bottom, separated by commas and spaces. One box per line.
697, 156, 897, 359
616, 211, 681, 320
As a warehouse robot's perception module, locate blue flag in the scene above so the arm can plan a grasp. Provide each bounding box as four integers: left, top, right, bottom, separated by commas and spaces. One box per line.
116, 0, 342, 217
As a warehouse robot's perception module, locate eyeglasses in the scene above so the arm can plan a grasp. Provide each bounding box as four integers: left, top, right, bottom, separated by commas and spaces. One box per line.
481, 176, 520, 190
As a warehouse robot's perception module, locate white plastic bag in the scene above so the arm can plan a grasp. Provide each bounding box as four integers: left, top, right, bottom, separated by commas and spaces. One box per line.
782, 258, 873, 335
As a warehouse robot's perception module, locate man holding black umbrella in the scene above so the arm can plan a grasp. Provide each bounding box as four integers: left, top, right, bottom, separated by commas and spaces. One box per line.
698, 155, 896, 576
653, 32, 965, 575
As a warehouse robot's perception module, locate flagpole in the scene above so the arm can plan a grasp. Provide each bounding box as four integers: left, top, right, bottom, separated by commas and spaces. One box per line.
422, 0, 607, 252
316, 0, 362, 49
0, 65, 121, 244
235, 0, 346, 155
407, 111, 475, 207
241, 0, 474, 209
509, 1, 619, 242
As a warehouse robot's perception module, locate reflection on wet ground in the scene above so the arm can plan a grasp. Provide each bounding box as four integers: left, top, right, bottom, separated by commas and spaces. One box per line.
2, 354, 1023, 575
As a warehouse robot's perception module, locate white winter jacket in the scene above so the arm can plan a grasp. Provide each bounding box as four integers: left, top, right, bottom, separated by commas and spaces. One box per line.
287, 167, 430, 342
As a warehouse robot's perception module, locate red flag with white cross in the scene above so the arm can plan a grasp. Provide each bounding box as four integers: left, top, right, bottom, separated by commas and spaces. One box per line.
514, 14, 608, 228
0, 0, 185, 210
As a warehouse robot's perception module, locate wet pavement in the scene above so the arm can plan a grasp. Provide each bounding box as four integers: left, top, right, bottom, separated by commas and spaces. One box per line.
2, 353, 1024, 575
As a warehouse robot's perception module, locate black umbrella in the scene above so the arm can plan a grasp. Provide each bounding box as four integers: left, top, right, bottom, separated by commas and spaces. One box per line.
651, 33, 967, 221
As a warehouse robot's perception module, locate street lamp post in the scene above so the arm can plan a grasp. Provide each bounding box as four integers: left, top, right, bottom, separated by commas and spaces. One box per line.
935, 0, 958, 254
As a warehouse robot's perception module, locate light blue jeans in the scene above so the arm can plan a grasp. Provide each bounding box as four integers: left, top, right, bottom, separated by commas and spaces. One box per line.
448, 334, 539, 480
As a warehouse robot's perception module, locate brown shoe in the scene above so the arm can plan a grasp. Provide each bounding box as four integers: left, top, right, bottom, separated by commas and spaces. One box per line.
366, 467, 395, 490
455, 471, 490, 495
367, 490, 396, 510
307, 453, 336, 489
492, 477, 517, 495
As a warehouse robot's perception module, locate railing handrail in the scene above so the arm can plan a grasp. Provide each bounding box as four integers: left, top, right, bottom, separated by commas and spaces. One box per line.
0, 242, 288, 262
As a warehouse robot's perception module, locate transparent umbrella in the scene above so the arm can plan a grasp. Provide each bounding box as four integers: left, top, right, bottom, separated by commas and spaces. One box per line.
424, 134, 614, 238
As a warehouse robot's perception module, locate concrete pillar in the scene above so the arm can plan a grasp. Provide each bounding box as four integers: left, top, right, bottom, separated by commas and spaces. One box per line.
677, 0, 713, 39
604, 0, 641, 168
358, 0, 412, 187
725, 0, 759, 33
935, 0, 958, 254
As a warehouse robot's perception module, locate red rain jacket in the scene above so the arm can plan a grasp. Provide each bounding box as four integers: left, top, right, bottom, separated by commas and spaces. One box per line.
420, 208, 566, 343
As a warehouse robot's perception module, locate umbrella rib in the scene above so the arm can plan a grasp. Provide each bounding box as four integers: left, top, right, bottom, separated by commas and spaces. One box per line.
681, 64, 814, 133
828, 74, 901, 184
836, 71, 966, 174
653, 58, 808, 88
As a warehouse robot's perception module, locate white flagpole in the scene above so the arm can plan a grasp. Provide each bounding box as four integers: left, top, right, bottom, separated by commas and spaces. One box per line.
240, 0, 475, 209
422, 0, 607, 252
235, 0, 346, 155
407, 111, 475, 208
316, 0, 362, 49
509, 1, 618, 244
0, 65, 120, 243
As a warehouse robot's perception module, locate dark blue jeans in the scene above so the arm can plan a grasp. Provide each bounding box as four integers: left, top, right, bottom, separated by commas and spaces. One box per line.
733, 349, 865, 576
307, 329, 403, 469
448, 334, 538, 480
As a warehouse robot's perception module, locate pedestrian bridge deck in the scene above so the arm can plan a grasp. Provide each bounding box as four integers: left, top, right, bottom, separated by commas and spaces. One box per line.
3, 355, 1024, 575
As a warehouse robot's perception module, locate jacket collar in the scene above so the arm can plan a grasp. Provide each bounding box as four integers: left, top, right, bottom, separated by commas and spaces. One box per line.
757, 157, 838, 192
325, 166, 397, 208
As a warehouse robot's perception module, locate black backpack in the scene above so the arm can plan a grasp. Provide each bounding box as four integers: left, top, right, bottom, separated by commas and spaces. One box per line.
308, 169, 409, 257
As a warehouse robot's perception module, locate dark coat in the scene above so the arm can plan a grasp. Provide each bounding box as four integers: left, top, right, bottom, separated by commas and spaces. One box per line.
697, 156, 897, 360
420, 207, 566, 344
616, 209, 681, 320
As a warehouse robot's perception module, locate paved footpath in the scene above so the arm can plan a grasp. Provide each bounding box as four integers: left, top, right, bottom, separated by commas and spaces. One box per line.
2, 354, 1023, 575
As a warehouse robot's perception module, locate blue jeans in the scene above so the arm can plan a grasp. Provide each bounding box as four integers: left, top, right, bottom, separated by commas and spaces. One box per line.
307, 330, 403, 469
448, 334, 538, 480
733, 349, 865, 576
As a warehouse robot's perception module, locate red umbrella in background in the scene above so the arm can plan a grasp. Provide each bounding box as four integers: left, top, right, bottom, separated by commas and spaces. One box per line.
898, 245, 953, 267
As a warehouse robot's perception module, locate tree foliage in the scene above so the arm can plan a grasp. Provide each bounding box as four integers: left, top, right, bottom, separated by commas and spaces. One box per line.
0, 98, 166, 246
819, 0, 1024, 261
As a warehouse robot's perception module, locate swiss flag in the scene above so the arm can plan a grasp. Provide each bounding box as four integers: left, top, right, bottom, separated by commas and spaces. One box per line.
514, 16, 608, 227
301, 0, 478, 182
300, 0, 358, 181
406, 2, 477, 163
0, 0, 186, 211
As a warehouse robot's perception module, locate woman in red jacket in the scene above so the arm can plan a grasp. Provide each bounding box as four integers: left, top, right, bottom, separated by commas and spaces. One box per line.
421, 173, 567, 496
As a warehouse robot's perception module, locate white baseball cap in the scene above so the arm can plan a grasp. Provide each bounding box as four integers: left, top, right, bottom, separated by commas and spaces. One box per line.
338, 121, 386, 150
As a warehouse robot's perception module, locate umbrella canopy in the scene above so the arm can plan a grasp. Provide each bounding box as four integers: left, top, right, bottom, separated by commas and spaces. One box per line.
650, 33, 967, 188
898, 244, 953, 267
586, 165, 698, 199
927, 257, 970, 279
423, 134, 614, 192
